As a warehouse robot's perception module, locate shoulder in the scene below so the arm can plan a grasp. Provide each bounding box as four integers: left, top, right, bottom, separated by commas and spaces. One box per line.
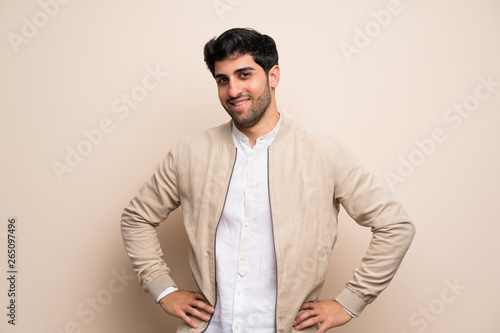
285, 119, 344, 150
174, 121, 232, 150
165, 121, 233, 163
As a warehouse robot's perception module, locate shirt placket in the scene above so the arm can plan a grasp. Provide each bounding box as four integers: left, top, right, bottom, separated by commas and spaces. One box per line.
233, 137, 264, 332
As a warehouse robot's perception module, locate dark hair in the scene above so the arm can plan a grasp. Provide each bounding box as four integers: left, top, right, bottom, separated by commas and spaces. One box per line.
203, 28, 279, 77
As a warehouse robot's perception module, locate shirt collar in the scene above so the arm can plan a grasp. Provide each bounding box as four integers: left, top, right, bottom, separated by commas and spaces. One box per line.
231, 113, 282, 147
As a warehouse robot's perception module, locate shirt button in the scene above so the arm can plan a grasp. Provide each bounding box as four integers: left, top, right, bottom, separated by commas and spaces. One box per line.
244, 223, 249, 227
235, 324, 239, 329
237, 290, 241, 295
246, 189, 252, 194
240, 256, 245, 261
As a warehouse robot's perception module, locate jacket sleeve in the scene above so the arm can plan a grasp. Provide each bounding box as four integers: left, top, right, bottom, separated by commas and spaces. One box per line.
332, 137, 416, 316
121, 144, 181, 301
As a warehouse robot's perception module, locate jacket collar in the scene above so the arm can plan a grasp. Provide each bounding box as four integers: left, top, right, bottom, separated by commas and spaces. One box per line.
219, 114, 292, 147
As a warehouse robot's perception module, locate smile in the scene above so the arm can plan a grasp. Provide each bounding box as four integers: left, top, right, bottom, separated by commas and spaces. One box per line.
229, 98, 250, 106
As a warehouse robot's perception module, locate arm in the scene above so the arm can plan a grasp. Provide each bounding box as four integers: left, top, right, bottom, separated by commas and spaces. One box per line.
120, 144, 214, 326
332, 138, 415, 315
294, 138, 415, 332
121, 146, 180, 298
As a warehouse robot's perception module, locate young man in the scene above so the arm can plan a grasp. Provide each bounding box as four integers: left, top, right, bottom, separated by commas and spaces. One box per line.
121, 28, 415, 333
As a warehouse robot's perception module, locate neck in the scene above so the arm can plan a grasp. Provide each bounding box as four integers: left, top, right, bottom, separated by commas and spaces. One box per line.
235, 104, 280, 147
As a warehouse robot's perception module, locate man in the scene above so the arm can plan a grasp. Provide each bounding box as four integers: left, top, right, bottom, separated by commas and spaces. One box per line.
121, 28, 415, 333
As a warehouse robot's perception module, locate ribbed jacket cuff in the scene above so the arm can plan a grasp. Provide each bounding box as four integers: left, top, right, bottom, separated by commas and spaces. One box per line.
335, 288, 369, 317
147, 274, 177, 301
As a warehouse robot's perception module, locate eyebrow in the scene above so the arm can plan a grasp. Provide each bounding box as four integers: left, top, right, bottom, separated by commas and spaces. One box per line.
214, 66, 256, 79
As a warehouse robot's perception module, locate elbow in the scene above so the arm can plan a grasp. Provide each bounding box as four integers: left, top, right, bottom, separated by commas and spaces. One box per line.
398, 219, 416, 250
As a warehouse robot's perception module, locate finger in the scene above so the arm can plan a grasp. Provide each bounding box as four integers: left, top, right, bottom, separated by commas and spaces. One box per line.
179, 312, 199, 329
299, 301, 315, 310
294, 316, 319, 331
191, 293, 215, 313
294, 310, 314, 327
316, 320, 333, 333
186, 306, 211, 322
192, 299, 215, 314
193, 292, 209, 303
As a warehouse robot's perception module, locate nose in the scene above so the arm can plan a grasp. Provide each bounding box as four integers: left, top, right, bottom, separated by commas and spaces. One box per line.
228, 79, 242, 98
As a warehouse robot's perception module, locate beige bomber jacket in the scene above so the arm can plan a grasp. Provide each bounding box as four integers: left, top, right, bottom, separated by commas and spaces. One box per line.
121, 116, 415, 333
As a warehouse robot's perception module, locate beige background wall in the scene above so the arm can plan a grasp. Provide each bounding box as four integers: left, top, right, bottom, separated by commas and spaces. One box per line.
1, 0, 499, 332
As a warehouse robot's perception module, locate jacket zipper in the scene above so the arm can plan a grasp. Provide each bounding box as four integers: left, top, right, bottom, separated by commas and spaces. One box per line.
267, 147, 280, 333
201, 147, 238, 332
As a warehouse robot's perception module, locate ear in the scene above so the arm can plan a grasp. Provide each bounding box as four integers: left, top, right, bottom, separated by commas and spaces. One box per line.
268, 65, 280, 89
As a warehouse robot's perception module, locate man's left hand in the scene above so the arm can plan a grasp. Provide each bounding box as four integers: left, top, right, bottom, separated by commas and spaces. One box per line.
293, 300, 352, 332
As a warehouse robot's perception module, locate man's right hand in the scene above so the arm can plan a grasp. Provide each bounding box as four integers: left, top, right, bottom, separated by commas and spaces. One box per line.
158, 290, 215, 328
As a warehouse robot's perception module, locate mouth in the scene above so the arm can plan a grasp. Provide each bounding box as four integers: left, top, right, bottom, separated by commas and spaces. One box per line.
229, 98, 251, 108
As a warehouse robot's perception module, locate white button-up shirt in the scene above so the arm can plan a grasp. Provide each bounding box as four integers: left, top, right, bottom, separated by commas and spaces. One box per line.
205, 116, 282, 333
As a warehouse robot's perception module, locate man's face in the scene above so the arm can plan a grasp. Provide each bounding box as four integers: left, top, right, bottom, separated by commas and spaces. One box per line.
214, 53, 271, 128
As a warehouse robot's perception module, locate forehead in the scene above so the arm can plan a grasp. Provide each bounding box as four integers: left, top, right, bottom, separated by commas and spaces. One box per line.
214, 53, 263, 75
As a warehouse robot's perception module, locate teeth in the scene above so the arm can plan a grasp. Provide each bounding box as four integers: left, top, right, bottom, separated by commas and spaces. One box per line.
233, 99, 248, 106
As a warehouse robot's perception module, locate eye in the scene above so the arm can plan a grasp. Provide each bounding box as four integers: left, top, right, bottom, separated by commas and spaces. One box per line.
217, 77, 228, 85
240, 72, 251, 79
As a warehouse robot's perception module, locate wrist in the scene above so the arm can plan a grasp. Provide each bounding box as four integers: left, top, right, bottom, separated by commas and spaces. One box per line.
156, 286, 178, 303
